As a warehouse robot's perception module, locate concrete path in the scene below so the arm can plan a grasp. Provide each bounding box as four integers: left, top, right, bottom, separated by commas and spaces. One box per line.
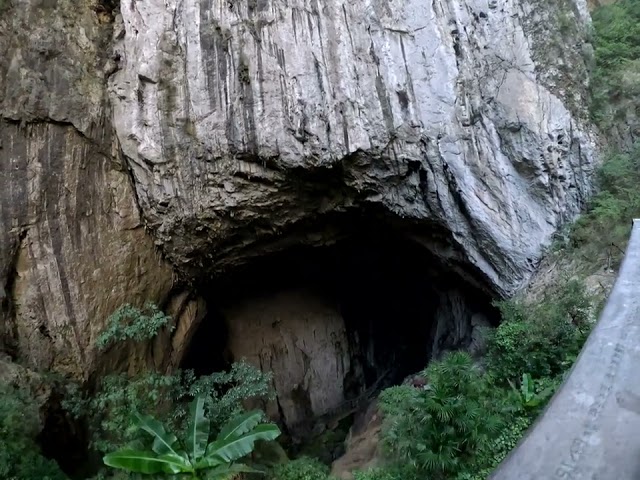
490, 219, 640, 480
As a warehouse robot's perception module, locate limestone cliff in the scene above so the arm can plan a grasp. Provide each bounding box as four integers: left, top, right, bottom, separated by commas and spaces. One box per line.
0, 0, 199, 378
1, 0, 597, 413
110, 0, 598, 298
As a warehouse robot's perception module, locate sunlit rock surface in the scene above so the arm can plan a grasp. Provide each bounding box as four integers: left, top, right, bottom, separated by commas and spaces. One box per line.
111, 0, 598, 298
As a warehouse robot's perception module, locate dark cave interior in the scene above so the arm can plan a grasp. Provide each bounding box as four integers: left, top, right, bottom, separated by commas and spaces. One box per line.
181, 226, 499, 444
182, 232, 442, 382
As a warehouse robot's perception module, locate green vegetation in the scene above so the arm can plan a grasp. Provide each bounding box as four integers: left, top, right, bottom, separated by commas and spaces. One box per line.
487, 280, 590, 383
513, 373, 556, 410
0, 383, 67, 480
268, 457, 332, 480
583, 0, 640, 268
352, 467, 412, 480
355, 279, 593, 480
64, 360, 273, 455
58, 304, 276, 480
378, 352, 505, 479
96, 303, 174, 350
566, 144, 640, 268
589, 0, 640, 130
103, 396, 280, 478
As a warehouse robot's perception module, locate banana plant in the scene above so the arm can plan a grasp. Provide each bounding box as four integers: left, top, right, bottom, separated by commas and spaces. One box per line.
509, 373, 555, 410
519, 373, 537, 407
103, 395, 281, 479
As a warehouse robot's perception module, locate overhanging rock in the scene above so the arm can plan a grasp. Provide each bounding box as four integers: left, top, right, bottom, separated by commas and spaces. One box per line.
490, 219, 640, 480
109, 0, 599, 298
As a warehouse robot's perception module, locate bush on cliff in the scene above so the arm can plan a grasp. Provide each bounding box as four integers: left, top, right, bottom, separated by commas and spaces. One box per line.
0, 383, 68, 480
64, 360, 273, 455
486, 279, 591, 383
96, 303, 174, 350
589, 0, 640, 128
568, 143, 640, 267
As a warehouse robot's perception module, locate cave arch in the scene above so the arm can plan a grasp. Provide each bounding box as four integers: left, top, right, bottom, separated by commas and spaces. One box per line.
180, 223, 499, 440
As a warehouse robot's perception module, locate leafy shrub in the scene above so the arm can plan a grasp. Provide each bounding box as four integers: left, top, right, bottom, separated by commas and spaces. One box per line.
569, 145, 640, 265
175, 363, 274, 432
380, 364, 561, 480
486, 280, 591, 383
64, 361, 273, 454
96, 303, 174, 350
589, 0, 640, 128
65, 371, 179, 453
376, 385, 419, 418
379, 352, 508, 479
449, 374, 558, 480
268, 457, 331, 480
352, 466, 412, 480
486, 306, 572, 382
353, 465, 417, 480
512, 373, 556, 411
455, 415, 531, 480
0, 383, 68, 480
488, 416, 532, 462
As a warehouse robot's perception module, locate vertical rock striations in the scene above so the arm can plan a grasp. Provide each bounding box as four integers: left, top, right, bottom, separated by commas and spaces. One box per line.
110, 0, 598, 298
0, 0, 186, 378
1, 0, 599, 382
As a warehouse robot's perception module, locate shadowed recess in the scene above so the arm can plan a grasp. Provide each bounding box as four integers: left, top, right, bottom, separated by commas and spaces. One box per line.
182, 226, 498, 440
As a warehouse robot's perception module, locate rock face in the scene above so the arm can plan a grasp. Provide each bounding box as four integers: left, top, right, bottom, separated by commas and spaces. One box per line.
0, 0, 198, 378
331, 401, 383, 480
224, 289, 351, 430
1, 0, 598, 384
110, 0, 598, 298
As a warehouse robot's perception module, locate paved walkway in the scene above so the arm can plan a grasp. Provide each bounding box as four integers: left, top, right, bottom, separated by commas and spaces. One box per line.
490, 219, 640, 480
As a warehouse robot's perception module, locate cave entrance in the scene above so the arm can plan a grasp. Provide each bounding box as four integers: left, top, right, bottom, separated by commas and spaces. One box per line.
181, 227, 498, 445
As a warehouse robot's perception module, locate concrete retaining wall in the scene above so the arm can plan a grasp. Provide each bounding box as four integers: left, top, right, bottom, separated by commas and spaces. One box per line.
490, 219, 640, 480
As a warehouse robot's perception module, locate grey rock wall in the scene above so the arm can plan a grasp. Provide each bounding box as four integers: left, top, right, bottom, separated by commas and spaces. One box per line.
0, 0, 193, 378
110, 0, 598, 297
0, 0, 599, 378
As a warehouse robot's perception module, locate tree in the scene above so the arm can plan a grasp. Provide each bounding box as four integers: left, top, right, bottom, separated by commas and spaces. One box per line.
103, 396, 280, 479
379, 352, 505, 479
